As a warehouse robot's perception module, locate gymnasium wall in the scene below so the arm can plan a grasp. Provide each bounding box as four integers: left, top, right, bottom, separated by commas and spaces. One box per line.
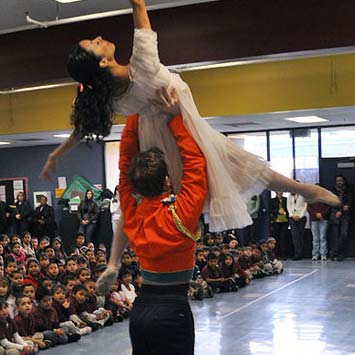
0, 142, 104, 217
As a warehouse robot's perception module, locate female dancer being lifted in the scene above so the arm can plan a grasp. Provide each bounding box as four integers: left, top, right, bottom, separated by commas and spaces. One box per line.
41, 0, 339, 285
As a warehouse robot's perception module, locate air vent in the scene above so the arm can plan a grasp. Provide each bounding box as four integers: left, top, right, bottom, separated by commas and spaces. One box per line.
15, 138, 47, 142
225, 122, 260, 127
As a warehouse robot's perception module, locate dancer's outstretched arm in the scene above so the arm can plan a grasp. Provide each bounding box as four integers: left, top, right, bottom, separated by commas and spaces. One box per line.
107, 216, 128, 268
40, 131, 80, 180
130, 0, 151, 30
96, 217, 128, 295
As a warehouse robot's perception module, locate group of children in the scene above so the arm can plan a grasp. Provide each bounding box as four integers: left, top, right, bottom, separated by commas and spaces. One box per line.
0, 232, 141, 355
188, 232, 284, 300
0, 228, 284, 354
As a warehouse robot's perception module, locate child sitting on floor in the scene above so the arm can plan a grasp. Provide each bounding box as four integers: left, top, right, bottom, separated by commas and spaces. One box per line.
266, 238, 283, 274
0, 300, 36, 355
119, 271, 137, 305
52, 284, 90, 337
14, 295, 49, 350
10, 242, 26, 265
22, 284, 37, 307
105, 280, 129, 321
67, 284, 100, 332
202, 253, 237, 293
81, 279, 113, 326
33, 286, 76, 346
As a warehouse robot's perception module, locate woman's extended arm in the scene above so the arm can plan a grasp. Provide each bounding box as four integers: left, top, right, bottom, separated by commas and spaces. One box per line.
40, 131, 81, 180
129, 0, 151, 30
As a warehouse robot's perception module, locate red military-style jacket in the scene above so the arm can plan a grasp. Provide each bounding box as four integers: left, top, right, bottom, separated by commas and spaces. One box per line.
119, 114, 207, 284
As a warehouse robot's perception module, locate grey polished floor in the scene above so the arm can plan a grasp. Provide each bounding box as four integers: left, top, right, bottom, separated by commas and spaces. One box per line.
46, 260, 355, 354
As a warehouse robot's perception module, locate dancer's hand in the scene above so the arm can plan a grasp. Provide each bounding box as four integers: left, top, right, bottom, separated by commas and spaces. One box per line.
129, 0, 145, 6
23, 345, 33, 353
150, 87, 180, 118
40, 153, 57, 180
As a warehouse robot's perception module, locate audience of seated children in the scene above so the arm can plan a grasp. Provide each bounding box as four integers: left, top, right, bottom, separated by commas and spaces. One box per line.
0, 220, 287, 352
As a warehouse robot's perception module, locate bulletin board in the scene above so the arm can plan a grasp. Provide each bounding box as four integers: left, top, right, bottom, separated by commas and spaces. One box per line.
0, 177, 28, 205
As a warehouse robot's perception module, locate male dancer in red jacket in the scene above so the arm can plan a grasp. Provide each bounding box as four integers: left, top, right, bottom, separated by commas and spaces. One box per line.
118, 88, 206, 354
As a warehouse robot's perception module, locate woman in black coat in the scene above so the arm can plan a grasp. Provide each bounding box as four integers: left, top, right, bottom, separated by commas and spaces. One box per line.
14, 191, 33, 236
34, 195, 57, 239
77, 189, 99, 243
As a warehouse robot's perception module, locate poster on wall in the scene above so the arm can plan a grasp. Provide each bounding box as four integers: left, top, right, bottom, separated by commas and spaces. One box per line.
0, 186, 5, 202
13, 180, 25, 201
13, 180, 24, 190
0, 177, 28, 205
58, 177, 67, 189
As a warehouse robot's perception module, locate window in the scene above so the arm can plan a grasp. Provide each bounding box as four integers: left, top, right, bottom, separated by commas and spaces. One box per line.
269, 131, 294, 179
294, 129, 319, 184
228, 132, 267, 160
105, 142, 120, 192
321, 126, 355, 158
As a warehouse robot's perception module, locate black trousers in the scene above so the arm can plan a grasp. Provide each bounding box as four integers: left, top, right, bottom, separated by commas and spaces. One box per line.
272, 222, 290, 258
330, 215, 350, 258
129, 284, 194, 355
289, 217, 306, 258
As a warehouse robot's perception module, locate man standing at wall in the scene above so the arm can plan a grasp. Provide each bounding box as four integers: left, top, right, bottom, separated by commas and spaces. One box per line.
307, 187, 330, 262
270, 192, 289, 260
329, 175, 352, 261
287, 189, 307, 260
0, 197, 11, 234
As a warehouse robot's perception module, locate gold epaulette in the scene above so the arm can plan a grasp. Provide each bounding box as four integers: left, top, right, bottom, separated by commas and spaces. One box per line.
167, 204, 201, 242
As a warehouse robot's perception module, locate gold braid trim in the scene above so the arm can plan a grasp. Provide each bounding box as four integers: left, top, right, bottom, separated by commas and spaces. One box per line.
168, 204, 201, 242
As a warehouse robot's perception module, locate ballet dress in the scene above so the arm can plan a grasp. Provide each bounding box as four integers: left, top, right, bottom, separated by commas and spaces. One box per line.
114, 29, 271, 232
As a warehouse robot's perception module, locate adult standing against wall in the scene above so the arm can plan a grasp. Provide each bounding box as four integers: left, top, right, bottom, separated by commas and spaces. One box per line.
246, 195, 260, 243
287, 190, 307, 260
0, 197, 11, 234
307, 187, 330, 262
77, 189, 99, 243
33, 195, 57, 240
14, 192, 33, 236
110, 185, 121, 235
329, 175, 352, 261
270, 192, 289, 260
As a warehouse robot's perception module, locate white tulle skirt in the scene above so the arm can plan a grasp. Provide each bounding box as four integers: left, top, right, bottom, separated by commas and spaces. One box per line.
138, 74, 271, 232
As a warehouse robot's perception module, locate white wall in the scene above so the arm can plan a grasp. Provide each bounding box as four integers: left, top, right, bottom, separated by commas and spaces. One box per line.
105, 142, 120, 193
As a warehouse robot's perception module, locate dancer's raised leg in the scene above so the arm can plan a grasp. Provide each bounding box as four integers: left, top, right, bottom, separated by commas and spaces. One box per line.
268, 170, 340, 206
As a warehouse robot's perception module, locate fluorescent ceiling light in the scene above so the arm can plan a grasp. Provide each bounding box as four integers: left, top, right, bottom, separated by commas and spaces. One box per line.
56, 0, 83, 3
284, 116, 328, 123
53, 134, 71, 138
0, 142, 11, 145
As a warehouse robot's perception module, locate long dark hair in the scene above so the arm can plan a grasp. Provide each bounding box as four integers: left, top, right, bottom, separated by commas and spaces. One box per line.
85, 189, 94, 202
220, 253, 235, 278
67, 44, 117, 139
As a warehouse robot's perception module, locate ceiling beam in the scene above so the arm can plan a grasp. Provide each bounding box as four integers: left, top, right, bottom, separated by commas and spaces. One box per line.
2, 0, 355, 88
